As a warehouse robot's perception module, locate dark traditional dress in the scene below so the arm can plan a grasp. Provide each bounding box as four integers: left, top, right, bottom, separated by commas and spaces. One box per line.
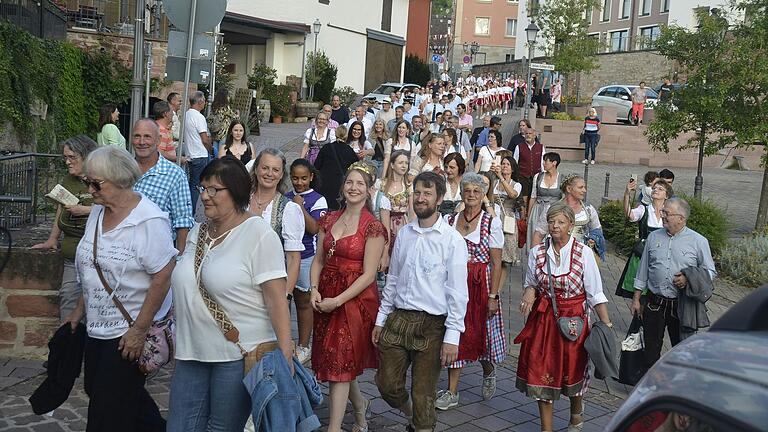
615, 203, 663, 298
311, 209, 386, 382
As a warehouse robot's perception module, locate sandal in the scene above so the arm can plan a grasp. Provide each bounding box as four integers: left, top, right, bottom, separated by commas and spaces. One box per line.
351, 399, 372, 432
568, 404, 584, 432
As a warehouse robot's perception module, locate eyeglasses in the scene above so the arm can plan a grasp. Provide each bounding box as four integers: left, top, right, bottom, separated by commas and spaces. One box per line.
198, 186, 228, 198
63, 154, 80, 162
660, 210, 684, 218
81, 177, 106, 191
652, 185, 667, 191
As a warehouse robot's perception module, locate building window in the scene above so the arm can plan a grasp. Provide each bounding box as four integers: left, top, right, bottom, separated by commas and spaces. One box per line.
507, 0, 519, 3
620, 0, 631, 19
381, 0, 392, 32
601, 0, 611, 22
610, 29, 629, 52
589, 32, 601, 53
528, 0, 540, 17
584, 6, 594, 25
475, 17, 490, 36
640, 0, 652, 16
638, 25, 661, 49
661, 0, 669, 13
505, 19, 517, 36
505, 53, 515, 62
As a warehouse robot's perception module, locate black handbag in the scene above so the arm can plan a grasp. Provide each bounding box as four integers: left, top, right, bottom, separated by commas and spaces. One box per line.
617, 316, 648, 385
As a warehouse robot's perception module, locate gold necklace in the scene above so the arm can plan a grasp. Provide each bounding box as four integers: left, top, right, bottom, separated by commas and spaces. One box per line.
252, 191, 274, 209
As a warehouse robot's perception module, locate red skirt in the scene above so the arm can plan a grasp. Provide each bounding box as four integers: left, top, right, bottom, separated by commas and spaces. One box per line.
312, 260, 379, 382
456, 262, 489, 362
513, 293, 589, 400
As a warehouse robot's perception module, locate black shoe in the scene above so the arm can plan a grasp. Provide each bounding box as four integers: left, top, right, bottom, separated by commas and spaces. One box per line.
406, 425, 415, 432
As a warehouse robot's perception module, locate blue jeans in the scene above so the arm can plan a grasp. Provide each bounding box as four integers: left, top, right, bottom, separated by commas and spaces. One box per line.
584, 132, 599, 161
188, 157, 209, 215
167, 359, 251, 432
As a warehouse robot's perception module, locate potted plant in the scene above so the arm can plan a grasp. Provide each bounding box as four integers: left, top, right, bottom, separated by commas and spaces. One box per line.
267, 84, 292, 124
248, 64, 278, 122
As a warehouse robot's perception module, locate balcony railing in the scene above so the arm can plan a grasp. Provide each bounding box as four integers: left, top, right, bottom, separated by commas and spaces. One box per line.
0, 0, 67, 39
62, 0, 169, 39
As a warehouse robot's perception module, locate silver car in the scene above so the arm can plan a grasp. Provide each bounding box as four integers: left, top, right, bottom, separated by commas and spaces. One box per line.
590, 85, 659, 123
605, 285, 768, 432
363, 82, 421, 104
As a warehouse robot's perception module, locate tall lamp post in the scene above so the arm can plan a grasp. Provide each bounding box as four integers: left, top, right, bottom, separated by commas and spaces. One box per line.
309, 18, 321, 102
522, 21, 539, 121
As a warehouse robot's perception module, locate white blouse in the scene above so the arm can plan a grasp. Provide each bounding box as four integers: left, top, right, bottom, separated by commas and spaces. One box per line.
530, 172, 560, 199
304, 127, 336, 144
172, 218, 288, 361
494, 178, 523, 198
524, 236, 608, 308
444, 210, 504, 249
629, 202, 664, 228
349, 139, 373, 154
250, 199, 306, 252
477, 146, 503, 172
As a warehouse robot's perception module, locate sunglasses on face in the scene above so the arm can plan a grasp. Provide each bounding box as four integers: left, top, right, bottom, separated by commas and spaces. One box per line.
81, 177, 106, 191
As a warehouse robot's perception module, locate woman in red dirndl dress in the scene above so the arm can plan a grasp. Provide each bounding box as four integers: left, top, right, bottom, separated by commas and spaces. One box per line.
514, 203, 612, 432
310, 164, 387, 432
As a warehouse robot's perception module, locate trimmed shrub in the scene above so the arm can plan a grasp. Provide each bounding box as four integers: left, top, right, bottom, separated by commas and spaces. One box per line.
332, 86, 357, 108
305, 51, 337, 104
404, 54, 431, 86
680, 194, 728, 256
719, 233, 768, 287
598, 200, 638, 256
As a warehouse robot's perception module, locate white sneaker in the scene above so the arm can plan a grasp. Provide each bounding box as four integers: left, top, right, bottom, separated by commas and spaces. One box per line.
582, 159, 589, 164
590, 160, 596, 165
296, 345, 311, 366
435, 390, 459, 410
482, 369, 497, 400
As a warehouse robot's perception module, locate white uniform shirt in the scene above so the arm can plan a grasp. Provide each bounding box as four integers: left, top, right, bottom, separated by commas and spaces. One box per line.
376, 217, 469, 345
172, 218, 287, 361
524, 236, 609, 308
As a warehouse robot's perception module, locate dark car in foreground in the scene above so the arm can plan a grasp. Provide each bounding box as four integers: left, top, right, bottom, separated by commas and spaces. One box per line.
605, 285, 768, 432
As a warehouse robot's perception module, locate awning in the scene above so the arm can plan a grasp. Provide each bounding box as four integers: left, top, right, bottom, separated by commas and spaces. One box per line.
222, 12, 310, 44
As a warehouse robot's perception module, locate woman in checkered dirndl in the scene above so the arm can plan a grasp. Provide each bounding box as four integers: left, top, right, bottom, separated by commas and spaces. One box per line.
434, 173, 506, 411
514, 202, 613, 432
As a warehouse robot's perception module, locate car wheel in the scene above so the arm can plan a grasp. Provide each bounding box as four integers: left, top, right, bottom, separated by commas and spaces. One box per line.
627, 109, 636, 125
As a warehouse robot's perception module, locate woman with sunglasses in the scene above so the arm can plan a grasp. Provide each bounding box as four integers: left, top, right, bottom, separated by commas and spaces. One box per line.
64, 146, 176, 431
32, 136, 99, 321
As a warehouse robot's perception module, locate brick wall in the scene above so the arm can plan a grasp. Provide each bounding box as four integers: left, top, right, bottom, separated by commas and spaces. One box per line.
66, 29, 168, 81
0, 249, 64, 358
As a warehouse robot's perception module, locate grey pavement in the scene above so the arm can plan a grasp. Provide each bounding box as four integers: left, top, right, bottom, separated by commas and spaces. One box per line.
0, 114, 759, 431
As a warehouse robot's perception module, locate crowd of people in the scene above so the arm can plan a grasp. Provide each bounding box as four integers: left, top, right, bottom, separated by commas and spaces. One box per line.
32, 76, 716, 432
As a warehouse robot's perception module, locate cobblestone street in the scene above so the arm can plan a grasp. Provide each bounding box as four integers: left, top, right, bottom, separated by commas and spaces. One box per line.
0, 113, 761, 431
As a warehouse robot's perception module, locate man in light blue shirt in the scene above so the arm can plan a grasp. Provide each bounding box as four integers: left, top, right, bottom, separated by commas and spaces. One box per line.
632, 197, 716, 368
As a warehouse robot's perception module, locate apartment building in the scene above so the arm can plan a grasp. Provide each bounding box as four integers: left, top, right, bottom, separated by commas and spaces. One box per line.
451, 0, 520, 72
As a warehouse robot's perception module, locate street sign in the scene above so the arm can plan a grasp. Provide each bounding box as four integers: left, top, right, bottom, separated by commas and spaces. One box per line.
463, 55, 471, 64
164, 0, 227, 33
166, 57, 213, 84
530, 62, 555, 71
461, 63, 471, 72
167, 31, 215, 58
432, 54, 442, 64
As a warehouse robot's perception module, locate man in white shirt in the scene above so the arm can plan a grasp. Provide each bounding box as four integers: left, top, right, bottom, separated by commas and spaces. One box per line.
423, 94, 445, 124
346, 106, 373, 137
374, 172, 469, 432
402, 100, 419, 124
183, 91, 212, 214
167, 92, 182, 145
376, 98, 396, 125
440, 71, 451, 84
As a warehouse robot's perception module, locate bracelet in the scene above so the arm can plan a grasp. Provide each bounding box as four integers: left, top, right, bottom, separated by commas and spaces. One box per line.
488, 293, 500, 300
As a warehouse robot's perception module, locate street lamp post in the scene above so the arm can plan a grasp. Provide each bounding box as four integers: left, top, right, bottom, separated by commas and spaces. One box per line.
309, 19, 321, 102
522, 22, 539, 121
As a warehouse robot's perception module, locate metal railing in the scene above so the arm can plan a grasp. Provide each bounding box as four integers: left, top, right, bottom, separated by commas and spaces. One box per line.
0, 153, 64, 230
62, 0, 170, 39
0, 0, 67, 39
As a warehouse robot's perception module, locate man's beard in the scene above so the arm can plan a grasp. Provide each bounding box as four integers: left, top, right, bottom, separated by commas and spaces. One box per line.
414, 203, 437, 219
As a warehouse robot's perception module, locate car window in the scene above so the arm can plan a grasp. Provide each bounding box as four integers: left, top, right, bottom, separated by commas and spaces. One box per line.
623, 408, 736, 432
372, 85, 398, 94
617, 87, 631, 99
598, 87, 616, 97
645, 88, 660, 99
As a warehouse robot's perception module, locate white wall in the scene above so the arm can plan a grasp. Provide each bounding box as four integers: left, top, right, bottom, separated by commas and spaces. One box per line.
227, 0, 409, 93
668, 0, 744, 29
515, 0, 551, 61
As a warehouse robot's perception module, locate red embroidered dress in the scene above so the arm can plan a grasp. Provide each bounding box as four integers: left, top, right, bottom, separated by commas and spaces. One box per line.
311, 209, 386, 382
514, 240, 590, 401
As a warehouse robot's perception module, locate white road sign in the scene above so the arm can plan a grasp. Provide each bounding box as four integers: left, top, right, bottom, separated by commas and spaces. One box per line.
530, 62, 555, 71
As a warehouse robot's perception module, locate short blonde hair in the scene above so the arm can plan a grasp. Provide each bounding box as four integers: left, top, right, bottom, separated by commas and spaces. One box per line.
547, 201, 576, 224
588, 107, 598, 117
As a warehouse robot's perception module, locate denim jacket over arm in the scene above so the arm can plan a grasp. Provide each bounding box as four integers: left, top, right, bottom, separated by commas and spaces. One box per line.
243, 350, 323, 432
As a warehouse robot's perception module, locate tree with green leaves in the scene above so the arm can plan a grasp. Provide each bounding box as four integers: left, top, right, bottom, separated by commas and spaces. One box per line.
534, 0, 602, 107
646, 1, 768, 230
432, 0, 452, 17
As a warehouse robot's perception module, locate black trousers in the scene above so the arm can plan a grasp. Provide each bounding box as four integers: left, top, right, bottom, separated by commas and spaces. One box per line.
642, 293, 681, 369
84, 336, 166, 432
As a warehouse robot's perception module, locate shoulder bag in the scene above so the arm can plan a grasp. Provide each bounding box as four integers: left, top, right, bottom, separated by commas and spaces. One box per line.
193, 223, 283, 374
91, 211, 174, 376
545, 238, 584, 342
496, 192, 517, 235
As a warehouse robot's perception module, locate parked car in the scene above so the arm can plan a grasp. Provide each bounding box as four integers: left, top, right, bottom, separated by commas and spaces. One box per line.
590, 85, 659, 123
363, 82, 421, 104
605, 285, 768, 432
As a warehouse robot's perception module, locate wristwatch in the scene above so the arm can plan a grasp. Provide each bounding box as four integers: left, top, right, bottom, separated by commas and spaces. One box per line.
488, 293, 500, 300
286, 292, 293, 302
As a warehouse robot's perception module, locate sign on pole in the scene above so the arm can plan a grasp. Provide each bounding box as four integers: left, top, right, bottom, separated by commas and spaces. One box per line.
431, 54, 442, 64
530, 62, 555, 71
461, 63, 471, 72
462, 55, 471, 64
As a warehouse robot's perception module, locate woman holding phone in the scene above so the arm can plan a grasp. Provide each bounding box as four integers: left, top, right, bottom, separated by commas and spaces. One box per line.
474, 130, 504, 173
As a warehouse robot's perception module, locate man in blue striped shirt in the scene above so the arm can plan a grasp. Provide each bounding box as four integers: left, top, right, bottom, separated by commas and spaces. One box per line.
132, 118, 194, 253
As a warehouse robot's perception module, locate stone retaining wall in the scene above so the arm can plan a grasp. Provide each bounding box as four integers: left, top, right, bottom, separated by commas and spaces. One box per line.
0, 249, 63, 359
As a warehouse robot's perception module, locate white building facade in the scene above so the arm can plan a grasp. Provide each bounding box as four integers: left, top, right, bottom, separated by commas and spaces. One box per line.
224, 0, 409, 95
